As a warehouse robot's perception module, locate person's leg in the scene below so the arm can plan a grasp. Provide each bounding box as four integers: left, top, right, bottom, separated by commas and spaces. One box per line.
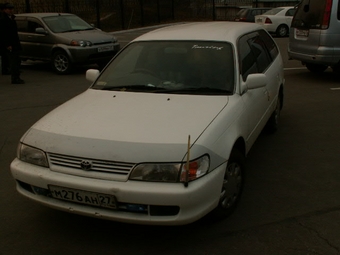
2, 49, 10, 74
9, 51, 24, 84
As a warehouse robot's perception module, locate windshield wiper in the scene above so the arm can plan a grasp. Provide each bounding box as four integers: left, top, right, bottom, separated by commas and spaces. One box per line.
100, 85, 166, 92
61, 29, 82, 33
155, 87, 233, 95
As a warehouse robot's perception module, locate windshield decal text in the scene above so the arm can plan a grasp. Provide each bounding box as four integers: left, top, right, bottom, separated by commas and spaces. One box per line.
192, 45, 223, 50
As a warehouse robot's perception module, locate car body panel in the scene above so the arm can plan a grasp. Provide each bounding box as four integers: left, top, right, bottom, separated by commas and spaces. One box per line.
255, 7, 296, 35
16, 13, 120, 66
288, 0, 340, 67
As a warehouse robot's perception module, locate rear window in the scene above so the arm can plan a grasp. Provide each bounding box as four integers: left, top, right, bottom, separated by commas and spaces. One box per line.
291, 0, 331, 29
262, 8, 284, 15
236, 9, 248, 17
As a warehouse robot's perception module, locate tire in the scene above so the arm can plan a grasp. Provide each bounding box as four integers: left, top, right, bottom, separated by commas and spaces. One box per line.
212, 149, 245, 219
276, 24, 289, 37
306, 63, 328, 73
52, 50, 73, 74
265, 94, 282, 133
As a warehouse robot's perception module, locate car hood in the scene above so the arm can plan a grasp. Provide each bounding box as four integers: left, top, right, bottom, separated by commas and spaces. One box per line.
22, 90, 229, 163
57, 29, 114, 43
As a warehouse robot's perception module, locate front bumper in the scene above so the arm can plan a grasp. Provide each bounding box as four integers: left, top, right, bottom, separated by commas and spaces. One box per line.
10, 158, 225, 225
68, 42, 120, 64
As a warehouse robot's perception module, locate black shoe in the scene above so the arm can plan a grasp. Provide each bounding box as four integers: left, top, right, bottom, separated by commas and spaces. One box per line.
12, 79, 25, 84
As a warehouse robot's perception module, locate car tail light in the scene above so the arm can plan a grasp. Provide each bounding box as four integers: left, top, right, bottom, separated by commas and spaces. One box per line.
322, 0, 332, 29
265, 18, 272, 24
239, 17, 246, 21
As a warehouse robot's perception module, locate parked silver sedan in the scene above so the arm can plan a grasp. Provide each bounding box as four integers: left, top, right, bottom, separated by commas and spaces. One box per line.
16, 13, 120, 74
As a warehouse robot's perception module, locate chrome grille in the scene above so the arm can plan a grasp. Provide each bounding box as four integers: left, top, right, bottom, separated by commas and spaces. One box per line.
48, 153, 134, 176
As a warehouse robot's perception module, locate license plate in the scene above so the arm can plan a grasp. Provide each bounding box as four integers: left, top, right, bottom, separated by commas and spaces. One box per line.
98, 45, 114, 52
49, 185, 117, 209
295, 29, 309, 37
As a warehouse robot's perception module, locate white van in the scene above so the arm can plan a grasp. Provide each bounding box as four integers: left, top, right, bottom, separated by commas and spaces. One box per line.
288, 0, 340, 73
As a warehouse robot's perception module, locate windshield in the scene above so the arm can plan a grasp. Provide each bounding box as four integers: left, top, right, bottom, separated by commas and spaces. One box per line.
92, 41, 235, 95
43, 15, 94, 33
291, 0, 328, 29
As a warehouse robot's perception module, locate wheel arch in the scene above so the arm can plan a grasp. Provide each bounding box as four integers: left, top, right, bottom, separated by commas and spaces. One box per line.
50, 46, 74, 62
279, 84, 284, 110
276, 24, 289, 36
232, 137, 246, 157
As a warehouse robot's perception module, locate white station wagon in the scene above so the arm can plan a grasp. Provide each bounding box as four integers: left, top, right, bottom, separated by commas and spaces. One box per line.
11, 22, 284, 225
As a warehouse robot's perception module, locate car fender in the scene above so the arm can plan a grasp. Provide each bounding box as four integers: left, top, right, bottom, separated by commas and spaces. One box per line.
192, 95, 248, 169
50, 44, 74, 62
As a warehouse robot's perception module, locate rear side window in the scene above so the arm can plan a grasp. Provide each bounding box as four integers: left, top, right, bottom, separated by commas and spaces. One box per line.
292, 0, 332, 29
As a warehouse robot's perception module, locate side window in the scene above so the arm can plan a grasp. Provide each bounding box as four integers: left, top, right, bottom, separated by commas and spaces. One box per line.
27, 20, 44, 33
238, 31, 274, 81
259, 30, 279, 60
248, 35, 271, 73
238, 35, 257, 81
16, 20, 28, 32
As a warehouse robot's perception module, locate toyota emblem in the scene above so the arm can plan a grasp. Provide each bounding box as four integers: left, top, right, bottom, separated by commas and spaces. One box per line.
80, 160, 92, 170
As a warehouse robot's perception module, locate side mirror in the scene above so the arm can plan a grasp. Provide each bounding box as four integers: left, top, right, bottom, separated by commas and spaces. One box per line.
245, 73, 267, 90
86, 69, 100, 82
241, 73, 267, 94
35, 27, 48, 35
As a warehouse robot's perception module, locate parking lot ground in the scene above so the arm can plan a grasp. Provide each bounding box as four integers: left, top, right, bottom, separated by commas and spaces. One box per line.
1, 35, 340, 254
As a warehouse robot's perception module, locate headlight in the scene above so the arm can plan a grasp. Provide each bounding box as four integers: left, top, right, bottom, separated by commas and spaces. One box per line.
70, 40, 93, 47
18, 143, 48, 167
129, 155, 210, 182
180, 155, 210, 182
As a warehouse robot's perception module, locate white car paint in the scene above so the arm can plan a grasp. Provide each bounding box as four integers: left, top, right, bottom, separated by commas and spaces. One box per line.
255, 6, 296, 37
10, 22, 284, 225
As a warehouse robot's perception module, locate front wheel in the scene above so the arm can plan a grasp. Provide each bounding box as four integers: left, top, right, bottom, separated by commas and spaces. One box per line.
212, 149, 245, 219
52, 50, 73, 74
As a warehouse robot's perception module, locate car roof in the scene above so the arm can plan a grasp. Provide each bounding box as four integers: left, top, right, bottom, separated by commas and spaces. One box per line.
273, 6, 295, 10
16, 13, 74, 18
243, 7, 271, 10
133, 22, 263, 42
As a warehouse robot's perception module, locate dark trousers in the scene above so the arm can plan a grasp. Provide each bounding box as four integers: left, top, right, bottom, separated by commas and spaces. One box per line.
8, 50, 21, 81
0, 48, 10, 74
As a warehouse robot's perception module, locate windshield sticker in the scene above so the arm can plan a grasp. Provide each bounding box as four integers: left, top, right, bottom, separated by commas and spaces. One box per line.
192, 45, 223, 50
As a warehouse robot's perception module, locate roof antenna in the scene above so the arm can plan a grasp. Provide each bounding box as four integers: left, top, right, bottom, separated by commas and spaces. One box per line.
184, 135, 191, 188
